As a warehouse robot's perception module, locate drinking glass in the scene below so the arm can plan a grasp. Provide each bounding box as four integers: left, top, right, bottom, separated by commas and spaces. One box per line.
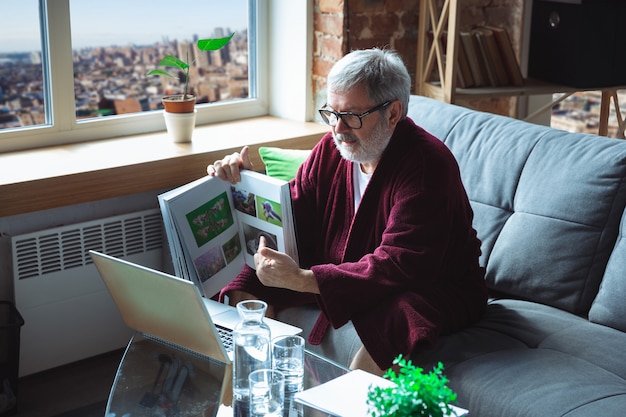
272, 335, 305, 395
249, 369, 285, 417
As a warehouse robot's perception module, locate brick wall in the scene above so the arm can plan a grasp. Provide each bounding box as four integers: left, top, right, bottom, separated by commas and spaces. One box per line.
313, 0, 525, 116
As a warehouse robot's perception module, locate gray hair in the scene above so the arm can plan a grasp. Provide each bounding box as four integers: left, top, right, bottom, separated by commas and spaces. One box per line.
327, 48, 411, 119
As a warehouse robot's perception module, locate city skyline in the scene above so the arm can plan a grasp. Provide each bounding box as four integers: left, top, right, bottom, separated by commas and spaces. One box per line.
0, 9, 251, 130
0, 0, 248, 53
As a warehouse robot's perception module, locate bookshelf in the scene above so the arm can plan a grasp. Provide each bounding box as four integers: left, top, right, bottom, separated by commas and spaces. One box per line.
415, 0, 625, 139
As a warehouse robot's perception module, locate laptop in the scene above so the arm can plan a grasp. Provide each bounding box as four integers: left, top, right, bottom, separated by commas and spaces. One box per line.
89, 250, 301, 364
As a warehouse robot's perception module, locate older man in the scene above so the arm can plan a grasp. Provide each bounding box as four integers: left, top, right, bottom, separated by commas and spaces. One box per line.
207, 48, 487, 374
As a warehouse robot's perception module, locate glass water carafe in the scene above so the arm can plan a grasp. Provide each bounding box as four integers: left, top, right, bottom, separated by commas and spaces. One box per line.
232, 300, 271, 417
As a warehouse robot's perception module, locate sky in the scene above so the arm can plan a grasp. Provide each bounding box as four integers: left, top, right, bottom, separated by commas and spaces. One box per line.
0, 0, 248, 53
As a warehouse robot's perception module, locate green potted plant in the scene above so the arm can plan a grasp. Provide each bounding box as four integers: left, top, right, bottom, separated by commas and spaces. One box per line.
367, 355, 460, 417
147, 33, 233, 142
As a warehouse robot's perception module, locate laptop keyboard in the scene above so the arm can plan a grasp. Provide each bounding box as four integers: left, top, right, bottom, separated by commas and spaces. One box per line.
216, 324, 234, 352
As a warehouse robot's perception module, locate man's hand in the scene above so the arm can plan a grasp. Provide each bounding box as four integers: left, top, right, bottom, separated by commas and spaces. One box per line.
207, 145, 253, 183
254, 236, 320, 294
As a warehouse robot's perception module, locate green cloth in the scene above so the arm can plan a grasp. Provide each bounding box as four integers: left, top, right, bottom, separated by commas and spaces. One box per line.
258, 146, 311, 181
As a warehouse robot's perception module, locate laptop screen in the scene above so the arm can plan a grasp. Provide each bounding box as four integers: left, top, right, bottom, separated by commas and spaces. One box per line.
90, 250, 230, 364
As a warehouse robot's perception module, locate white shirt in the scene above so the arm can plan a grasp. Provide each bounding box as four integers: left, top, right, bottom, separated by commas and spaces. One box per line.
353, 162, 372, 210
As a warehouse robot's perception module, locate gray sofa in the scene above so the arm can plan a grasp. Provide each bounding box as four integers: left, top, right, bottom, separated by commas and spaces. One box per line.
276, 95, 626, 416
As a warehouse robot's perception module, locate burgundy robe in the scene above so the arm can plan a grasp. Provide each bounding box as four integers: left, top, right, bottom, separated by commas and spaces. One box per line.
220, 117, 488, 368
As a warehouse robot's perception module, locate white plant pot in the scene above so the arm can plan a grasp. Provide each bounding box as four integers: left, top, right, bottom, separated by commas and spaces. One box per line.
163, 109, 197, 143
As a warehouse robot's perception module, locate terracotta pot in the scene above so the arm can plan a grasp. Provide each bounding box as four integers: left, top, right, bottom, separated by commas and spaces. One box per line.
162, 95, 196, 113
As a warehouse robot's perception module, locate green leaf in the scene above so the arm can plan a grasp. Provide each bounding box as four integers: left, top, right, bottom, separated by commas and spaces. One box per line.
158, 55, 189, 70
197, 33, 234, 51
366, 355, 458, 417
146, 69, 177, 78
146, 32, 232, 98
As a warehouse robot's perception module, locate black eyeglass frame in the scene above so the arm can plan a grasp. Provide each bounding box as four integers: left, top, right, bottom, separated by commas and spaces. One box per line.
318, 100, 392, 129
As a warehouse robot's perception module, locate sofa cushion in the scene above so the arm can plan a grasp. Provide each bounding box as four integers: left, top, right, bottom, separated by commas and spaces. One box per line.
412, 299, 626, 417
408, 95, 626, 316
589, 209, 626, 332
258, 146, 311, 181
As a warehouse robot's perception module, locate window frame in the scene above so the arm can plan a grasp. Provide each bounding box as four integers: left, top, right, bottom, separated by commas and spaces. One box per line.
0, 0, 271, 152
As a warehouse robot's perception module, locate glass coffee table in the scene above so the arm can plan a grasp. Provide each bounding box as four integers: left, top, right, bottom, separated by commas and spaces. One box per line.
105, 332, 349, 416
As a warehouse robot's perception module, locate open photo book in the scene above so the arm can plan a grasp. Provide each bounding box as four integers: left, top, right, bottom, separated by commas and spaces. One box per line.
159, 170, 298, 297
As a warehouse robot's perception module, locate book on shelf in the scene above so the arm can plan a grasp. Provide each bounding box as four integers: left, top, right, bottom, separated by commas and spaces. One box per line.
460, 31, 486, 87
456, 37, 475, 88
472, 27, 509, 87
159, 170, 299, 298
458, 26, 524, 89
486, 25, 524, 87
470, 30, 492, 87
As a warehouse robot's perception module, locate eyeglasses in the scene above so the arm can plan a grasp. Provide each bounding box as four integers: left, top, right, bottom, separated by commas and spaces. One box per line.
318, 101, 392, 129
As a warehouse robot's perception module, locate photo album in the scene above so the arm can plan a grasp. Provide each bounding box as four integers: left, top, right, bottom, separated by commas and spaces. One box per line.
159, 170, 299, 297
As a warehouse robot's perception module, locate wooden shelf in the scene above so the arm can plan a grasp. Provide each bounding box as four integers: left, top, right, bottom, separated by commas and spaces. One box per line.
415, 0, 625, 138
423, 77, 626, 99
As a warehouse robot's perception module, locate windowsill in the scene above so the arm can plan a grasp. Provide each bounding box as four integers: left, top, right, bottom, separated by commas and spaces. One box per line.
0, 116, 327, 217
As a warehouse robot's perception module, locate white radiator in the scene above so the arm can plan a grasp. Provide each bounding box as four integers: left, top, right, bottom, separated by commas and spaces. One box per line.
12, 208, 164, 376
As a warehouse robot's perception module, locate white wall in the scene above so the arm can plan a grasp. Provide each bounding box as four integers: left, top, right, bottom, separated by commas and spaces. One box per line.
268, 0, 314, 121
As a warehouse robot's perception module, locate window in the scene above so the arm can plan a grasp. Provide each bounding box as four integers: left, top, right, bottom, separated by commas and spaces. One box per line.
0, 0, 268, 152
0, 1, 43, 131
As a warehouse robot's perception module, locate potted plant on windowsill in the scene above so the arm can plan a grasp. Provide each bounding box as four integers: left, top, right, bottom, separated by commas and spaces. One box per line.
147, 33, 233, 142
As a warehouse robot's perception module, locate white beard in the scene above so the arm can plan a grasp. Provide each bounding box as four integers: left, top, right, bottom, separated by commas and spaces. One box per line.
333, 118, 392, 164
